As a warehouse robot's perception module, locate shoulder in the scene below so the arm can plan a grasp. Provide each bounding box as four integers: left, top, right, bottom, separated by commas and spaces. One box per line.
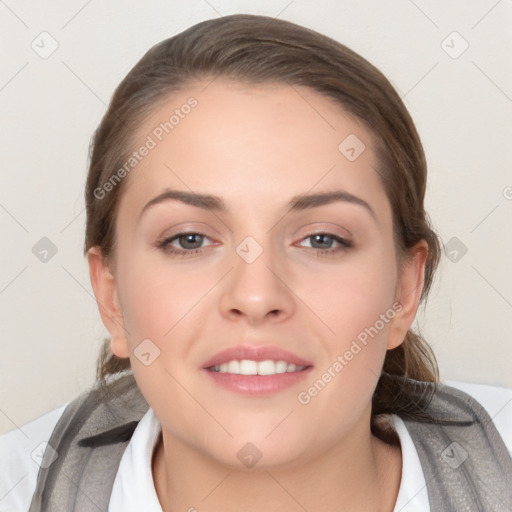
393, 379, 512, 511
444, 379, 512, 456
0, 403, 68, 512
0, 371, 145, 511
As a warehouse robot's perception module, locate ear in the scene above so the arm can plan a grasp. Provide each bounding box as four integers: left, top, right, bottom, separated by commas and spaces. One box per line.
387, 240, 429, 350
87, 247, 130, 358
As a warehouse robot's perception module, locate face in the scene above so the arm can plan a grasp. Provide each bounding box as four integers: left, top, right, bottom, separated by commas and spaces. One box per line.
89, 79, 425, 469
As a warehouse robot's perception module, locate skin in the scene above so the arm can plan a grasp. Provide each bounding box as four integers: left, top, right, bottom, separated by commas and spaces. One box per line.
88, 79, 427, 511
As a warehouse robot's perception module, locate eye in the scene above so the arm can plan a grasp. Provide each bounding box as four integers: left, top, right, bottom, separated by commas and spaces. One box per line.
157, 232, 214, 256
157, 231, 352, 258
297, 233, 352, 255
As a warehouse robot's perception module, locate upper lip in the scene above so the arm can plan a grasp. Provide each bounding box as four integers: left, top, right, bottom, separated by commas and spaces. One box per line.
202, 344, 313, 369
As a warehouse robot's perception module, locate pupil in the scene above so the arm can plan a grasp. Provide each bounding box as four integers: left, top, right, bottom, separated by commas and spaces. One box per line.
181, 234, 203, 249
312, 234, 332, 249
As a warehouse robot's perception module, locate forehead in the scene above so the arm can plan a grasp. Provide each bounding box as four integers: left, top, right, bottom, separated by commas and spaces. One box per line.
118, 79, 390, 222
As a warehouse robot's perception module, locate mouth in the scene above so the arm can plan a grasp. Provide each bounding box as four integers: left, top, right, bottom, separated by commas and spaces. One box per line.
202, 344, 313, 395
208, 359, 307, 375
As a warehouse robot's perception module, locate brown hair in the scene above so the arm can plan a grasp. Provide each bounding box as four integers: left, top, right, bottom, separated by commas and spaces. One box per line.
85, 14, 440, 432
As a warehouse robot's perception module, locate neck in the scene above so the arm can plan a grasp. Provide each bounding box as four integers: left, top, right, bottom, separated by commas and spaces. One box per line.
152, 419, 402, 512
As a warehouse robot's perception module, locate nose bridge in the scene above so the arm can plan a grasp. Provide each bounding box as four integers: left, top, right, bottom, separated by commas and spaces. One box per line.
235, 234, 277, 289
218, 233, 295, 322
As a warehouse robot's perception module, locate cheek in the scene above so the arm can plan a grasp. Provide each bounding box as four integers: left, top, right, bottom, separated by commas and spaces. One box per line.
114, 253, 211, 410
296, 249, 398, 404
300, 247, 397, 344
116, 251, 204, 345
119, 273, 172, 342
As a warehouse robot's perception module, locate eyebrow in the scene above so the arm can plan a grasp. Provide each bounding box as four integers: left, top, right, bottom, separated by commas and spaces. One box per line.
139, 189, 376, 221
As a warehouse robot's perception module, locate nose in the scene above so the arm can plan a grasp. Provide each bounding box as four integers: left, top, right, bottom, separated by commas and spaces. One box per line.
218, 241, 296, 325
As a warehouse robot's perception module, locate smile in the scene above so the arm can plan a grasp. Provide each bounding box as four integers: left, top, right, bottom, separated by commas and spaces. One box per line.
208, 359, 307, 375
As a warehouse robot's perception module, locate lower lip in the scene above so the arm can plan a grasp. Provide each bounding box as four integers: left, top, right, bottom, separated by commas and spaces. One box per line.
203, 367, 313, 395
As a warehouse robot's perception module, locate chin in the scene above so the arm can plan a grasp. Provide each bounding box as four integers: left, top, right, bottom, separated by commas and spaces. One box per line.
199, 430, 310, 472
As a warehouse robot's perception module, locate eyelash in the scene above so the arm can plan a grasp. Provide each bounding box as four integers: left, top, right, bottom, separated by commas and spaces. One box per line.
156, 231, 353, 258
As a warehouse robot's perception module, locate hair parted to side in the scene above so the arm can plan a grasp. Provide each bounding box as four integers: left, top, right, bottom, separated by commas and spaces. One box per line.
85, 14, 441, 434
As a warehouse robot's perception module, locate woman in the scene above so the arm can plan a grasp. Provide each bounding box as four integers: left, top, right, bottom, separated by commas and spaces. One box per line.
2, 14, 511, 512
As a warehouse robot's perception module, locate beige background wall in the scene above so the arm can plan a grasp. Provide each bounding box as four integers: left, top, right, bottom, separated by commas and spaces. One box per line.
1, 0, 511, 435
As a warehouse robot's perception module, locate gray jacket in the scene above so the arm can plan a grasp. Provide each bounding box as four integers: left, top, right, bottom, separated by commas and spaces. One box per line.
29, 372, 512, 511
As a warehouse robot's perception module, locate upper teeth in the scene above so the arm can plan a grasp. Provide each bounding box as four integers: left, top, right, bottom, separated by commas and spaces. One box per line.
210, 360, 305, 375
